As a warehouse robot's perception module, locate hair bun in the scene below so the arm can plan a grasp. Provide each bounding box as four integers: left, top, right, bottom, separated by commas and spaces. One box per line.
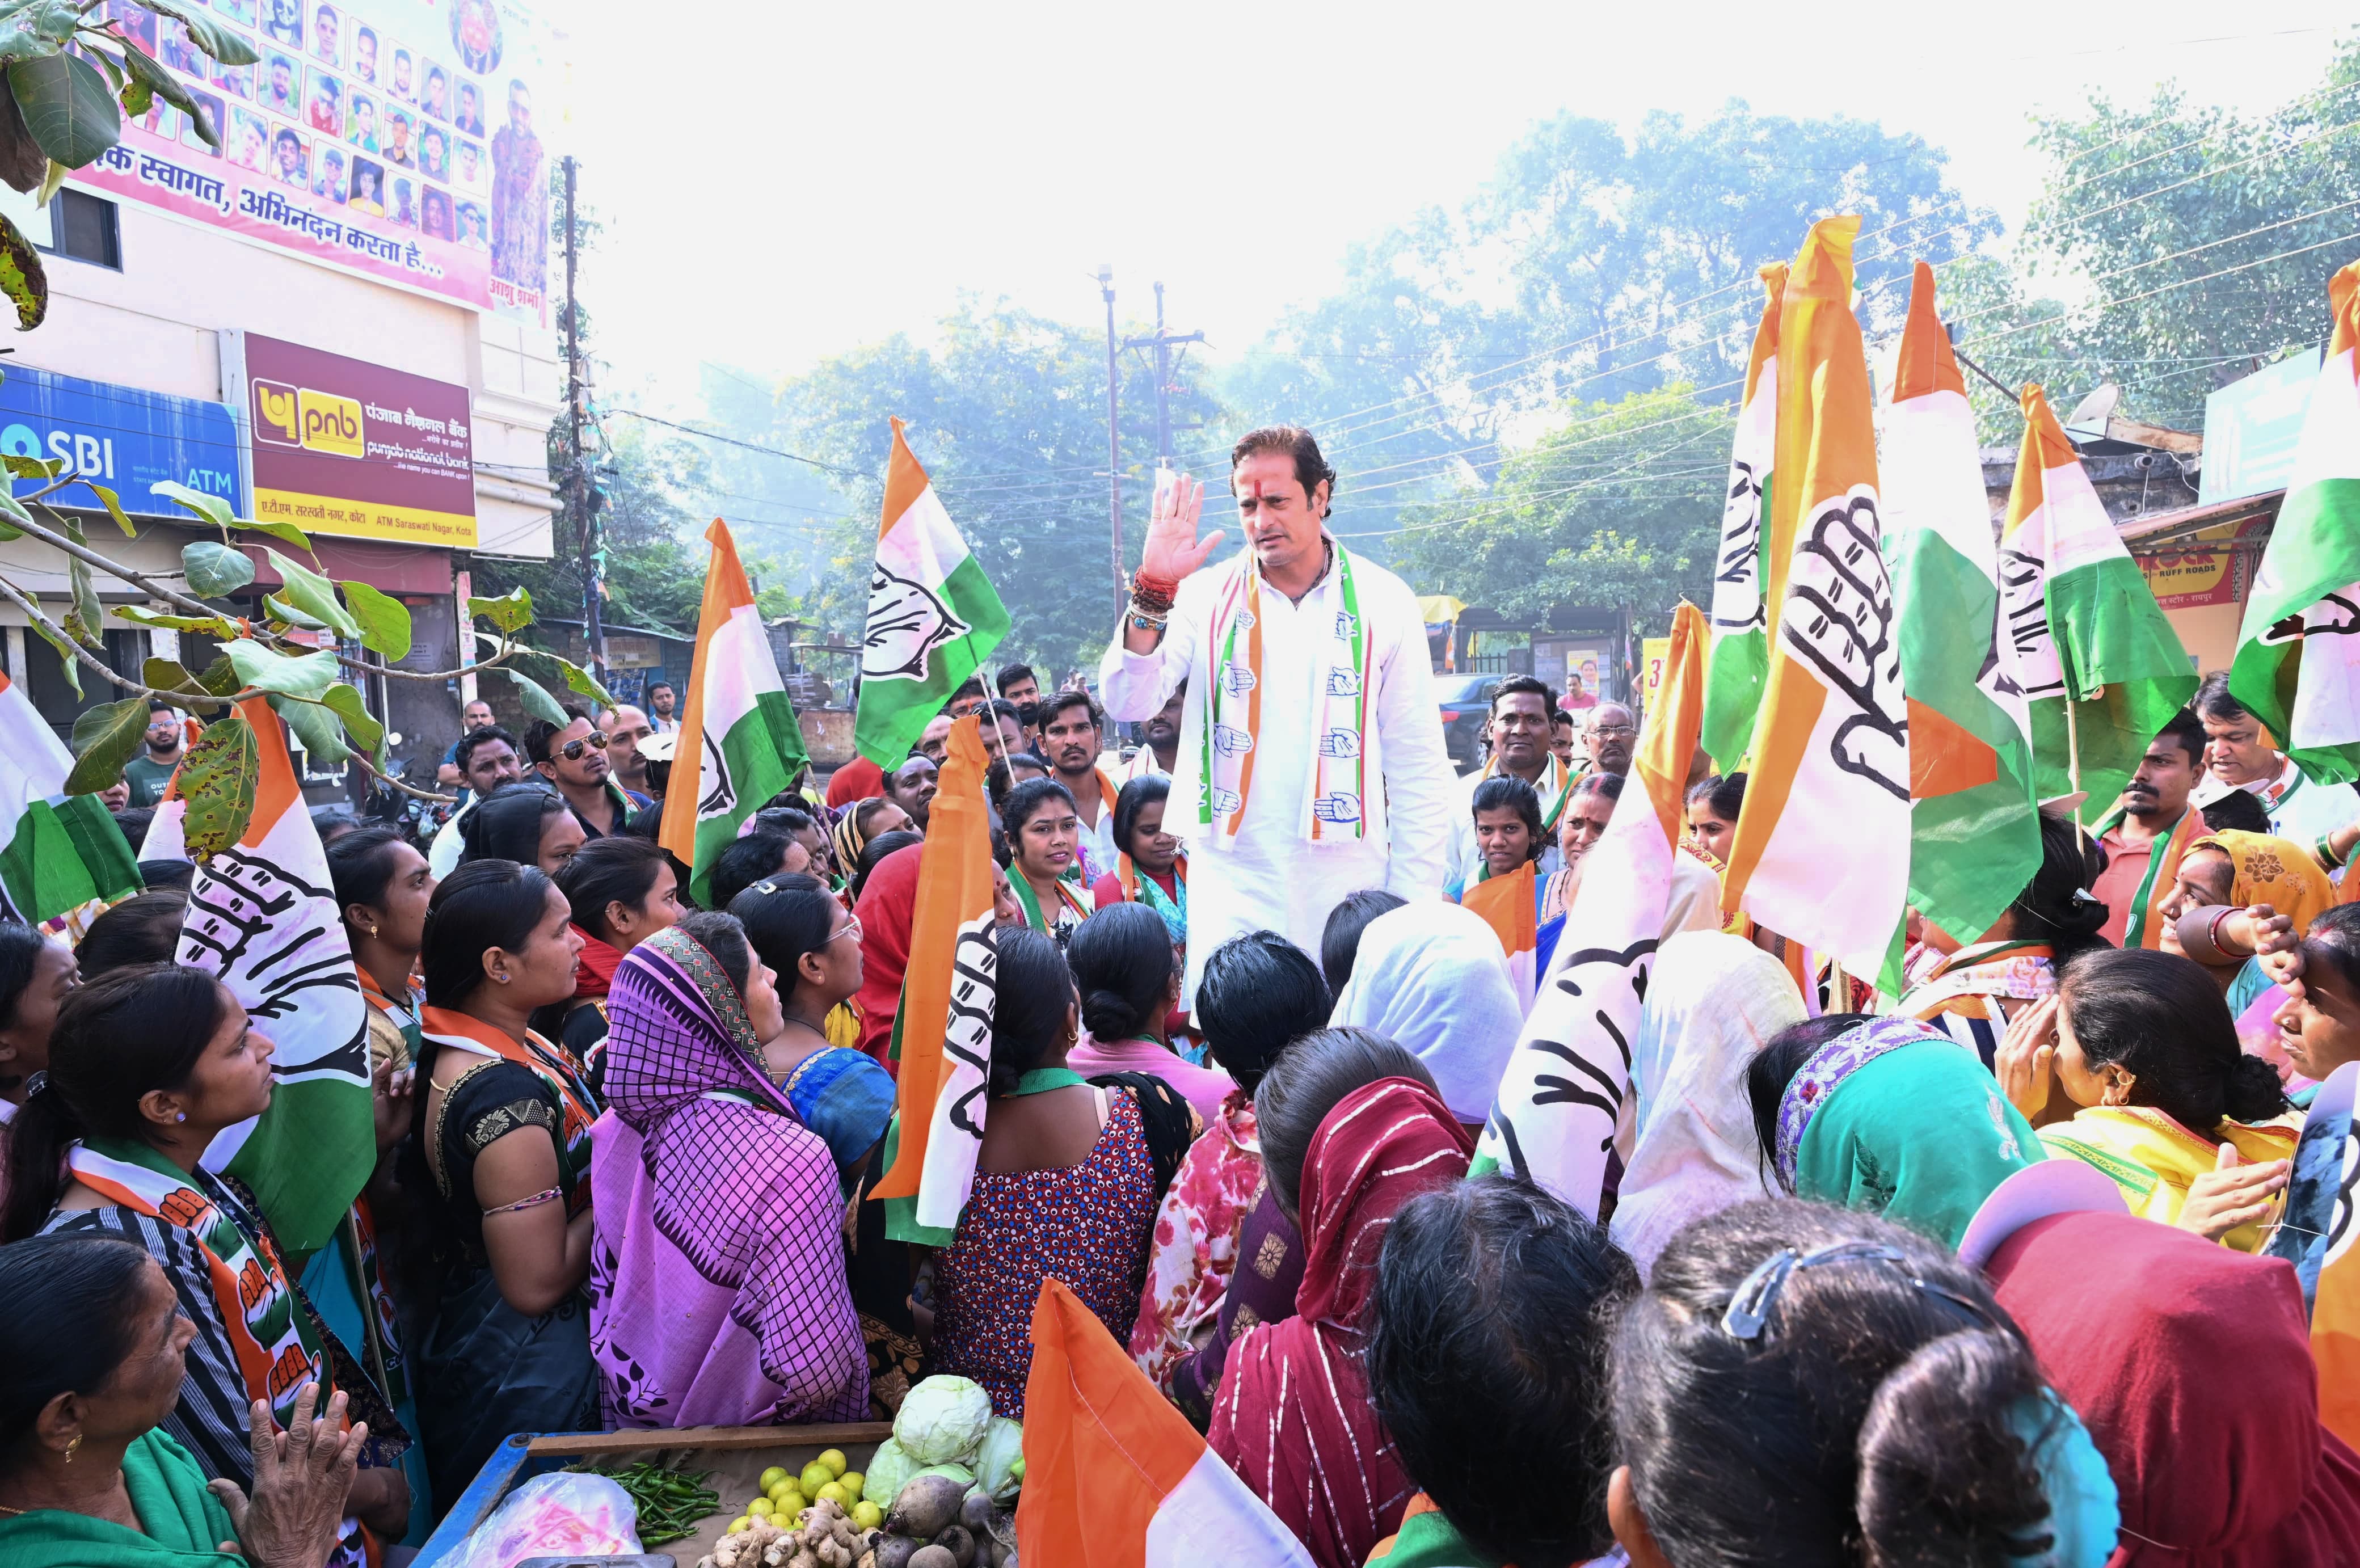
1856, 1329, 2051, 1566
2220, 1051, 2291, 1126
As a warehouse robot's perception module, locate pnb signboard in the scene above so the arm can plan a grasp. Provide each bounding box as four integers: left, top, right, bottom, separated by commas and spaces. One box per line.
0, 366, 243, 516
224, 331, 477, 545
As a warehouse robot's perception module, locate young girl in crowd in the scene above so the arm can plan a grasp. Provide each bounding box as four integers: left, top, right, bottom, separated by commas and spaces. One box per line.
1000, 777, 1093, 942
1683, 772, 1744, 869
1066, 903, 1234, 1124
929, 926, 1177, 1415
0, 924, 75, 1205
71, 890, 186, 975
1089, 774, 1188, 946
1609, 1199, 2119, 1568
729, 876, 894, 1180
458, 784, 585, 875
403, 859, 600, 1504
1, 966, 412, 1546
1999, 947, 2295, 1251
553, 836, 684, 1089
589, 913, 866, 1428
1209, 1028, 1470, 1568
1131, 931, 1329, 1419
2261, 902, 2360, 1092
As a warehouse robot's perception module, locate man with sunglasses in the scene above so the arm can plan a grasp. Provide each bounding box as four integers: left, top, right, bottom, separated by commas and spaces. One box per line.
526, 708, 648, 840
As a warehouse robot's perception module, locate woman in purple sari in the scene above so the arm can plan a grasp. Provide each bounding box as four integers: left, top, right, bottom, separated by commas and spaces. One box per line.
588, 914, 867, 1428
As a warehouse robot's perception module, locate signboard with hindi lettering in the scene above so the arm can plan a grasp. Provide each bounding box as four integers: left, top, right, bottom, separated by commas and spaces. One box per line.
227, 331, 476, 545
2200, 348, 2320, 505
73, 0, 560, 323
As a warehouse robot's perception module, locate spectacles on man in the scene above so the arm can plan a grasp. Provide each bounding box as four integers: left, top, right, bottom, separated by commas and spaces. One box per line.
1592, 723, 1637, 739
558, 731, 609, 760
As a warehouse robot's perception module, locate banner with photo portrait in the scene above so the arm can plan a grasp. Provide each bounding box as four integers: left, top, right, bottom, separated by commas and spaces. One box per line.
72, 0, 560, 324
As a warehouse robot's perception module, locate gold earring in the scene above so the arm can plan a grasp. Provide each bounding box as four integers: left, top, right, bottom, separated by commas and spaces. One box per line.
366, 924, 380, 938
65, 1435, 80, 1463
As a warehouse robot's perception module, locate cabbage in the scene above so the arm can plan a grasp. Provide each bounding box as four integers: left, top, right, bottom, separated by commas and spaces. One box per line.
893, 1375, 993, 1465
912, 1462, 975, 1491
974, 1415, 1024, 1504
861, 1438, 918, 1510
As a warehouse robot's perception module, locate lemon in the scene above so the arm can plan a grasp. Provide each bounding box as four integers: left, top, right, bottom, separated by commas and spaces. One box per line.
816, 1482, 851, 1509
852, 1500, 884, 1532
799, 1461, 834, 1496
726, 1517, 751, 1536
772, 1487, 805, 1517
757, 1466, 789, 1493
747, 1497, 774, 1519
816, 1448, 849, 1479
838, 1471, 865, 1499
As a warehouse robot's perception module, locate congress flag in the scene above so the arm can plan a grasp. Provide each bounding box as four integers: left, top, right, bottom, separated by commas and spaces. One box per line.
185, 698, 374, 1253
1474, 600, 1705, 1218
0, 672, 140, 924
871, 715, 997, 1237
2230, 259, 2360, 786
2268, 1060, 2360, 1448
659, 518, 811, 906
1018, 1277, 1317, 1568
1721, 217, 1911, 976
1700, 262, 1786, 772
854, 419, 1010, 769
2002, 386, 2195, 812
1460, 858, 1539, 1011
1881, 260, 2041, 958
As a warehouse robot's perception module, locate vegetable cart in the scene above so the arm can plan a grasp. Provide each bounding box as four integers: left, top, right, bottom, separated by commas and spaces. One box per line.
415, 1423, 895, 1568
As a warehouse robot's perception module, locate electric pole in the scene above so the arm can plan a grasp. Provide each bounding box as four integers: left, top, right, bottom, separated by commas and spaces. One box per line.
562, 154, 602, 675
1124, 281, 1205, 470
1098, 265, 1122, 623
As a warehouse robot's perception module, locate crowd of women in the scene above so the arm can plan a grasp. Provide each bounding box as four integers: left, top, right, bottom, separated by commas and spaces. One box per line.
2, 685, 2359, 1568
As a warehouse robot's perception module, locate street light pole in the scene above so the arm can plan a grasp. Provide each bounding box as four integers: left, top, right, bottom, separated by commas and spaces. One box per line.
1099, 265, 1121, 624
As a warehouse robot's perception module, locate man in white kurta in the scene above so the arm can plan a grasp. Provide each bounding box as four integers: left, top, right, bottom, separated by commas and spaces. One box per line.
1099, 429, 1455, 1004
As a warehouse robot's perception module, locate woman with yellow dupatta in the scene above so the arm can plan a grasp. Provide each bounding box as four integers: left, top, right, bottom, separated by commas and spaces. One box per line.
406, 858, 601, 1506
1995, 945, 2297, 1253
2155, 829, 2336, 1010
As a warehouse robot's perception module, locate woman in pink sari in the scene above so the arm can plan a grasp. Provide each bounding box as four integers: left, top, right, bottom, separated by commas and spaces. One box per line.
589, 914, 866, 1427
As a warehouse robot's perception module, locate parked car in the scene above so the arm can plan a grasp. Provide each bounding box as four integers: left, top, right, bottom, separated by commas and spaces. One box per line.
1434, 673, 1501, 772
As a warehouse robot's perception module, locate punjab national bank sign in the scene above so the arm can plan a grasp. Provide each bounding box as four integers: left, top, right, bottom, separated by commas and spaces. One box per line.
229, 332, 478, 546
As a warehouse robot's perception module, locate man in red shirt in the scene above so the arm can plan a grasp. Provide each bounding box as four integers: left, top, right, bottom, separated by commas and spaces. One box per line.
2091, 710, 2203, 947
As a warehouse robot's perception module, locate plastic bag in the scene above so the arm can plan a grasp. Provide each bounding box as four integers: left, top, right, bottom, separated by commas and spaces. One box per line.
453, 1471, 643, 1568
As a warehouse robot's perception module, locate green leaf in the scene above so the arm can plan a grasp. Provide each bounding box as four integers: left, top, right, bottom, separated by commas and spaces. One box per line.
179, 714, 258, 860
151, 478, 233, 531
115, 40, 208, 145
7, 52, 119, 168
499, 665, 568, 727
64, 551, 98, 643
221, 639, 334, 701
322, 681, 384, 756
87, 482, 134, 537
23, 0, 78, 44
260, 591, 326, 631
31, 153, 61, 203
0, 450, 59, 478
113, 605, 241, 637
546, 650, 614, 710
269, 691, 348, 766
64, 694, 146, 794
468, 587, 533, 634
339, 580, 411, 661
140, 1, 258, 66
0, 205, 47, 330
30, 612, 75, 696
141, 656, 230, 708
235, 517, 309, 550
262, 548, 359, 640
0, 20, 57, 70
193, 654, 241, 698
182, 539, 252, 597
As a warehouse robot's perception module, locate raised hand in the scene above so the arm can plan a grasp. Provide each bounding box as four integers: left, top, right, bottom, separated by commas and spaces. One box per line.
1136, 473, 1224, 586
213, 1385, 365, 1568
1993, 994, 2059, 1119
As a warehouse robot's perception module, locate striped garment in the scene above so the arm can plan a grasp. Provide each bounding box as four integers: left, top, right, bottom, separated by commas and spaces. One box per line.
45, 1190, 260, 1486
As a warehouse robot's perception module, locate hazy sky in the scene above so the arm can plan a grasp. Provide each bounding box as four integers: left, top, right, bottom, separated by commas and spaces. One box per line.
560, 2, 2351, 411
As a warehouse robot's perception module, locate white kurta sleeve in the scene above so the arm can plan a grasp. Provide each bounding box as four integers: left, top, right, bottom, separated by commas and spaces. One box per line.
1369, 579, 1455, 900
1097, 576, 1203, 722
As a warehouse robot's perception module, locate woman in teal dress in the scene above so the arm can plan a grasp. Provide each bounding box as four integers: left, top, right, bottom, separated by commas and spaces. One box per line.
728, 876, 896, 1179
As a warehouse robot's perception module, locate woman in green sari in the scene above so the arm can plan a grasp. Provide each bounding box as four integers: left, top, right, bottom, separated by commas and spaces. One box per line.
0, 1233, 363, 1568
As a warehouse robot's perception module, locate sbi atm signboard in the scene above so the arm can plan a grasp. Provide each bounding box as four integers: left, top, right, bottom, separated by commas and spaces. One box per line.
226, 332, 477, 546
0, 367, 242, 517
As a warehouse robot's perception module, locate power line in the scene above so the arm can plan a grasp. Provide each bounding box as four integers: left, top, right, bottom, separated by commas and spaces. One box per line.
605, 408, 866, 477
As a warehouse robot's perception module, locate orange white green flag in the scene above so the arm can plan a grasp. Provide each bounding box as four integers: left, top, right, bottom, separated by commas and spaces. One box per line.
871, 714, 997, 1244
658, 517, 811, 906
1017, 1276, 1316, 1568
186, 697, 376, 1253
1700, 262, 1786, 773
1880, 260, 2040, 961
0, 671, 140, 924
1471, 600, 1705, 1217
1720, 216, 1910, 977
2000, 386, 2194, 812
855, 419, 1010, 768
2229, 259, 2360, 786
2268, 1059, 2360, 1448
1460, 858, 1539, 1011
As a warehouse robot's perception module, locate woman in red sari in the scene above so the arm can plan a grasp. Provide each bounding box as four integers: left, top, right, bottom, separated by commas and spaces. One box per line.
1207, 1031, 1473, 1568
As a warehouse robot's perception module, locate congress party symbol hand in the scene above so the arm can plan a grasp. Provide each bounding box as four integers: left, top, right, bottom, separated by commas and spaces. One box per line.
1138, 472, 1224, 584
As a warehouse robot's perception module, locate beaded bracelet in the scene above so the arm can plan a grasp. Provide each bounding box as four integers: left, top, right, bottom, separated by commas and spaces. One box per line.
483, 1186, 561, 1217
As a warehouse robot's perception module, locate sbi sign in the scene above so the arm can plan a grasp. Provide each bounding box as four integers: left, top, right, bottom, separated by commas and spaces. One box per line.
0, 368, 242, 516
